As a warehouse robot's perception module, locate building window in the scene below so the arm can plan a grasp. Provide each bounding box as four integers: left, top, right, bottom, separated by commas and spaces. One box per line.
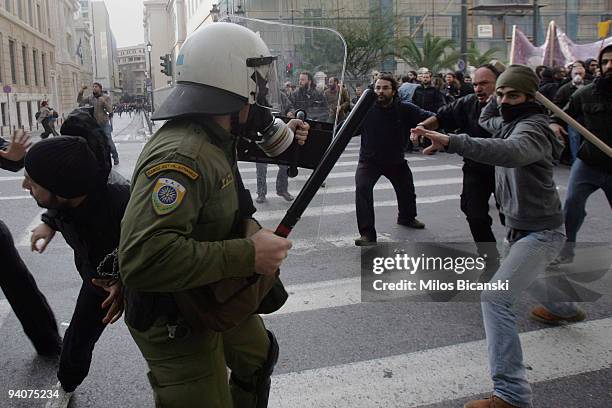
33, 49, 39, 85
9, 40, 17, 84
6, 0, 12, 13
28, 0, 33, 25
0, 103, 7, 127
37, 4, 42, 30
22, 45, 29, 85
42, 52, 47, 86
27, 101, 33, 129
17, 0, 23, 19
16, 102, 22, 127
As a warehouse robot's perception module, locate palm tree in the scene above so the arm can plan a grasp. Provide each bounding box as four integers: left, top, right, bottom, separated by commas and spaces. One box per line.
396, 33, 460, 73
467, 43, 501, 67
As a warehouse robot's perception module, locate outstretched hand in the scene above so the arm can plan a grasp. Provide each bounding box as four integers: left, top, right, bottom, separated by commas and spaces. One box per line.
0, 130, 31, 162
410, 127, 450, 155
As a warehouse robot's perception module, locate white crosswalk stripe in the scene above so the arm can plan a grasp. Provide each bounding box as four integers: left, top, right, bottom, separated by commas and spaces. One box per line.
268, 318, 612, 407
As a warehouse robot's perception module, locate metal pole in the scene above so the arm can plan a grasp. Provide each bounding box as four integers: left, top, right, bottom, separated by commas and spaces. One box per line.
533, 0, 539, 45
460, 0, 468, 73
148, 49, 155, 113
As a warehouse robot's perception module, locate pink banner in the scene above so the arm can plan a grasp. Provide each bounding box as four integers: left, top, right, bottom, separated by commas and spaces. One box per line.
511, 21, 612, 67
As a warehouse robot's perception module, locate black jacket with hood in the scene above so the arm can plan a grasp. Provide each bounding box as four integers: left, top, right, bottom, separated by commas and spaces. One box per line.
551, 44, 612, 173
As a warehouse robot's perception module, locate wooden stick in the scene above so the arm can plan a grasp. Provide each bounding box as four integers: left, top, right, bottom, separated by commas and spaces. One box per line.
536, 92, 612, 158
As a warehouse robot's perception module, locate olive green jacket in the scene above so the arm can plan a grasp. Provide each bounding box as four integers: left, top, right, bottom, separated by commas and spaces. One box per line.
119, 117, 255, 292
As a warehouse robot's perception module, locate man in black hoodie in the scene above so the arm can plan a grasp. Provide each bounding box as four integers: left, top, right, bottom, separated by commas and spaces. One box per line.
23, 136, 129, 408
550, 45, 612, 265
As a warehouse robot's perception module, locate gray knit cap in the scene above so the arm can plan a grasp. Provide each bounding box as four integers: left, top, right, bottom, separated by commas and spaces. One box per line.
496, 64, 539, 97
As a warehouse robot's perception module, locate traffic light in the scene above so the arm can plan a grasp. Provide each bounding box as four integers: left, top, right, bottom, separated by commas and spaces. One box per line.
285, 62, 293, 77
160, 54, 172, 77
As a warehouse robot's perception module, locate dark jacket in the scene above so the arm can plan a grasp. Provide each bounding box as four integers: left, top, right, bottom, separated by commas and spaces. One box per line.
358, 101, 433, 165
553, 81, 578, 109
462, 102, 565, 231
459, 82, 475, 97
538, 78, 561, 101
288, 86, 327, 121
412, 85, 446, 113
435, 93, 493, 170
551, 79, 612, 172
0, 137, 24, 172
42, 184, 130, 280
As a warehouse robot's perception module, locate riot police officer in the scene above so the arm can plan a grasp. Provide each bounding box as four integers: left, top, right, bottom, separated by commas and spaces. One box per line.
118, 23, 309, 407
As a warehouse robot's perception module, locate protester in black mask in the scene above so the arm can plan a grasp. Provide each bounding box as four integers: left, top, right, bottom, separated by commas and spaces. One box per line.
549, 44, 612, 265
412, 64, 583, 408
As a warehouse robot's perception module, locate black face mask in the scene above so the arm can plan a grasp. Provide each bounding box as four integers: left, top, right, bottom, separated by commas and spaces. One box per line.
596, 72, 612, 93
231, 70, 275, 141
499, 101, 541, 122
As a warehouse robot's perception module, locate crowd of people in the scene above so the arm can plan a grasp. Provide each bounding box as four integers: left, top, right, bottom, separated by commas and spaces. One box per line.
0, 19, 610, 408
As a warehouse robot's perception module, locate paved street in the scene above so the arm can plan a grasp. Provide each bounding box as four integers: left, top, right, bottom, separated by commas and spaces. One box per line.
1, 115, 611, 407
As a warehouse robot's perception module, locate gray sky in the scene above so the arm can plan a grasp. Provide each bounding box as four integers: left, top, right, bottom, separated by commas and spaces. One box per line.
102, 0, 145, 48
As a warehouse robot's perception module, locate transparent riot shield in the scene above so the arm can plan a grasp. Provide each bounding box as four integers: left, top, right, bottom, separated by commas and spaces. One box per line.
223, 16, 347, 133
223, 16, 374, 254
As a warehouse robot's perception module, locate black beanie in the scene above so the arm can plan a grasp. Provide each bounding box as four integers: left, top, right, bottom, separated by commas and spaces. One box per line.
25, 136, 99, 198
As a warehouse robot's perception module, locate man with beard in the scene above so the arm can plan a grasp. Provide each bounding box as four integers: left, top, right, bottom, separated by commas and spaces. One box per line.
585, 58, 599, 81
289, 71, 327, 121
23, 136, 128, 408
412, 64, 585, 408
412, 71, 446, 114
549, 45, 612, 267
413, 64, 504, 273
77, 82, 118, 165
0, 131, 62, 357
323, 76, 350, 123
354, 73, 433, 246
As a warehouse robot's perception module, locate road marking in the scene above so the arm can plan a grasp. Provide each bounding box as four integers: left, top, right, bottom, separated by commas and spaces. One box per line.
237, 157, 429, 174
251, 177, 463, 202
242, 165, 461, 186
0, 176, 23, 182
0, 299, 11, 328
270, 277, 361, 316
269, 317, 612, 407
0, 195, 30, 200
255, 194, 459, 221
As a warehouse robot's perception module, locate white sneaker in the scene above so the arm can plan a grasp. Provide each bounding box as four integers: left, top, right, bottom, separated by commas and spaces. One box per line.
44, 382, 73, 408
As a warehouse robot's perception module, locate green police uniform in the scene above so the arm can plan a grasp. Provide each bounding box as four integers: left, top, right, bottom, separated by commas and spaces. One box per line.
119, 117, 273, 408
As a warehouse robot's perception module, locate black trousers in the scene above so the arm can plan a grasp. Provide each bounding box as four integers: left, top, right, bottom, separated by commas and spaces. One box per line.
355, 160, 417, 239
0, 220, 60, 354
57, 277, 108, 392
40, 118, 54, 139
460, 164, 505, 259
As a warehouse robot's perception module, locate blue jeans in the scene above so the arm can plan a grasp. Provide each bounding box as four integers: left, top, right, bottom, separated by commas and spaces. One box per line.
481, 227, 579, 407
566, 127, 581, 164
255, 163, 288, 196
560, 158, 612, 259
102, 122, 119, 162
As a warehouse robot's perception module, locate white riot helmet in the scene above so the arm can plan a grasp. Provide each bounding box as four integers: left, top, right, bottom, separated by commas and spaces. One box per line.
152, 22, 278, 120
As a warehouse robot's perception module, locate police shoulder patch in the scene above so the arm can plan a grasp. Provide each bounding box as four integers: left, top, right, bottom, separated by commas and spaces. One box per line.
145, 162, 199, 180
152, 178, 186, 215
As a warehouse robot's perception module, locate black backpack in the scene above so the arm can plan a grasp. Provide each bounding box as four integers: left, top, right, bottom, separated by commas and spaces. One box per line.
59, 108, 111, 187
